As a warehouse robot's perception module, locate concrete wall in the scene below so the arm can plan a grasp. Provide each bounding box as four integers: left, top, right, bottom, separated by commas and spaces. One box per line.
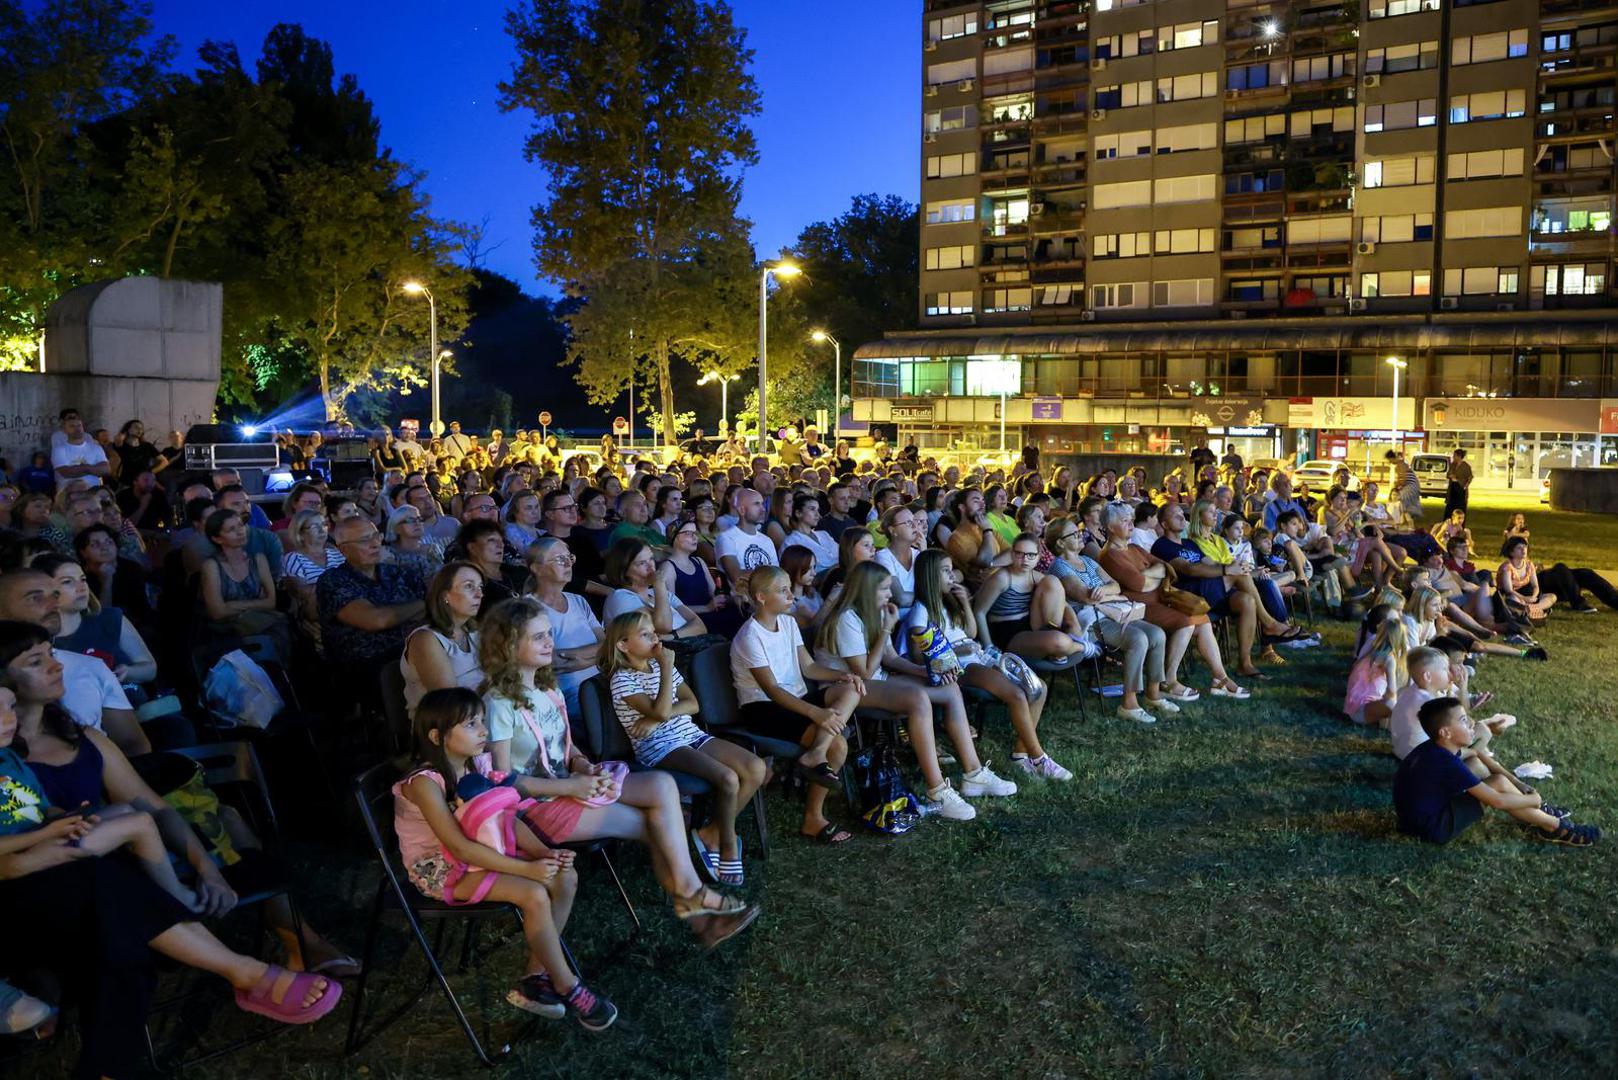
1548, 469, 1618, 515
0, 278, 221, 472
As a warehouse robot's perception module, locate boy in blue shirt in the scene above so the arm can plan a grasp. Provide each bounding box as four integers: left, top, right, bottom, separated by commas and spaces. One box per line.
1393, 697, 1600, 847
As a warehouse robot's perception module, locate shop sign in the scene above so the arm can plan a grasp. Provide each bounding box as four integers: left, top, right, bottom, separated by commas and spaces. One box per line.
890, 404, 935, 422
1598, 406, 1618, 434
1288, 398, 1314, 428
1030, 397, 1063, 421
1423, 397, 1600, 433
1305, 397, 1418, 430
1186, 397, 1263, 428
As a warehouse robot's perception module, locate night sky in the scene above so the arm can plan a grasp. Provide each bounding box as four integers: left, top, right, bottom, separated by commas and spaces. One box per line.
149, 0, 920, 291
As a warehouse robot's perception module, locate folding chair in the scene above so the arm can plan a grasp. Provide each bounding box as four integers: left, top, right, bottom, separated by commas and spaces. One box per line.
344, 762, 558, 1066
377, 662, 410, 755
1030, 653, 1092, 722
143, 742, 308, 1069
686, 643, 781, 859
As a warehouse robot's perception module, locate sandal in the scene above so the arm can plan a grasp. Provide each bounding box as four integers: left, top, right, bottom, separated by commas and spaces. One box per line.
717, 838, 744, 886
1538, 822, 1601, 847
689, 829, 719, 882
234, 964, 342, 1025
674, 886, 749, 921
1165, 685, 1201, 703
794, 757, 841, 791
1210, 680, 1250, 699
801, 821, 853, 844
1259, 647, 1287, 665
691, 903, 761, 951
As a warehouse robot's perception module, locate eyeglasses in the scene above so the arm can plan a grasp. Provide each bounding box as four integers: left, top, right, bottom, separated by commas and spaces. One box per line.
1012, 548, 1040, 558
1055, 530, 1078, 543
552, 503, 576, 512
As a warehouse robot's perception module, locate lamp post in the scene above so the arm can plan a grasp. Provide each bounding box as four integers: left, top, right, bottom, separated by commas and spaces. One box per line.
1386, 355, 1409, 447
401, 281, 441, 436
698, 370, 741, 433
810, 329, 841, 438
757, 261, 801, 454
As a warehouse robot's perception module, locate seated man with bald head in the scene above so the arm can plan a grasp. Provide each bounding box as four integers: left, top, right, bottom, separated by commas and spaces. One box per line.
316, 516, 426, 676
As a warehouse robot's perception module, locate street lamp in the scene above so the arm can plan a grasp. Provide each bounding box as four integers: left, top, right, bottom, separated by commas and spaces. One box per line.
401, 281, 442, 436
810, 329, 841, 438
698, 370, 741, 434
1386, 355, 1409, 449
757, 261, 801, 454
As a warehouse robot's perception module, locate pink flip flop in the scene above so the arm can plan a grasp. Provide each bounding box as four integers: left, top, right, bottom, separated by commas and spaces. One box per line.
235, 964, 343, 1025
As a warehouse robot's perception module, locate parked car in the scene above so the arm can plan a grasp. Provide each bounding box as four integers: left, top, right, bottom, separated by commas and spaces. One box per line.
1411, 453, 1451, 497
1290, 459, 1346, 490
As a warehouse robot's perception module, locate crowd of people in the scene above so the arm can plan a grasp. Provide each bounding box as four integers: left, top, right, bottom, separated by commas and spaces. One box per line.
0, 409, 1611, 1069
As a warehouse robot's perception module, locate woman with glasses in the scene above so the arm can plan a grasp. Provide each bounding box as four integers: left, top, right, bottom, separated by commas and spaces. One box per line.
384, 505, 445, 579
283, 509, 343, 644
660, 518, 731, 625
523, 537, 604, 717
972, 533, 1096, 663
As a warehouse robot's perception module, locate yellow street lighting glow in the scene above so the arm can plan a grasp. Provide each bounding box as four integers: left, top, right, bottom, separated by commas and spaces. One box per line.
401, 280, 427, 294
1385, 356, 1408, 369
810, 329, 829, 342
771, 263, 802, 279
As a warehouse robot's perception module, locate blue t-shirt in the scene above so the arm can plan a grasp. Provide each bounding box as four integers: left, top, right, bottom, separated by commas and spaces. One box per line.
0, 747, 49, 836
1151, 536, 1227, 605
1393, 741, 1481, 841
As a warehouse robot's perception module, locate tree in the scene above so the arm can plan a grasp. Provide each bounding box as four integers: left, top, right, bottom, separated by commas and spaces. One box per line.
499, 0, 762, 444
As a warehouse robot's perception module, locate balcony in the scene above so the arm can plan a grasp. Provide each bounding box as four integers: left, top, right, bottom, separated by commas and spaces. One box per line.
1541, 0, 1618, 17
1223, 194, 1287, 222
1540, 47, 1618, 79
1030, 208, 1085, 234
1537, 112, 1617, 138
1534, 174, 1616, 198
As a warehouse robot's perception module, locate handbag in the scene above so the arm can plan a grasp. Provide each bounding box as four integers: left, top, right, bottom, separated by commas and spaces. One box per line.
1094, 597, 1146, 625
201, 650, 285, 730
850, 744, 919, 836
1160, 584, 1210, 616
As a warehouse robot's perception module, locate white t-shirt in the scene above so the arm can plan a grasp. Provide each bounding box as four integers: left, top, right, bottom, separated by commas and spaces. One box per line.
1129, 527, 1158, 551
543, 592, 603, 717
51, 437, 109, 488
874, 547, 917, 600
813, 608, 885, 681
1391, 683, 1438, 760
715, 526, 778, 579
603, 588, 689, 632
57, 648, 133, 731
905, 600, 973, 646
782, 529, 839, 574
731, 614, 807, 704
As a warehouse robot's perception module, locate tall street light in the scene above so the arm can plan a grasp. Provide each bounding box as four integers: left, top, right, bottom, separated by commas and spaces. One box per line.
1386, 355, 1409, 448
401, 281, 441, 436
698, 370, 741, 434
757, 261, 801, 453
810, 329, 841, 438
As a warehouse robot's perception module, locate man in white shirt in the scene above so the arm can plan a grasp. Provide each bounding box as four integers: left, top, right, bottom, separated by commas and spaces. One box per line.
716, 488, 778, 597
50, 409, 111, 489
394, 421, 426, 470
442, 420, 473, 459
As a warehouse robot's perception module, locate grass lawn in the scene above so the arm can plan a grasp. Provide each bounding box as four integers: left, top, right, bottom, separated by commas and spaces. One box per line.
27, 499, 1618, 1079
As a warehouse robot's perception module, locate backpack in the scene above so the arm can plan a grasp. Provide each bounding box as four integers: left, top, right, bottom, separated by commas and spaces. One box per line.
850, 743, 919, 836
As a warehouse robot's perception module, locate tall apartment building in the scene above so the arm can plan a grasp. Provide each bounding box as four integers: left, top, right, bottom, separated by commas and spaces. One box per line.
851, 0, 1618, 483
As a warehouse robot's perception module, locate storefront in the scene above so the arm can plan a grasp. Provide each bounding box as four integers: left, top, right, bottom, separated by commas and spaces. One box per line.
1421, 398, 1618, 489
1287, 396, 1426, 470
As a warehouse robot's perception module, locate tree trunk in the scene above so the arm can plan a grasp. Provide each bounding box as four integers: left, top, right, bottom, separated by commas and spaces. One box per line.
657, 340, 676, 446
318, 359, 336, 421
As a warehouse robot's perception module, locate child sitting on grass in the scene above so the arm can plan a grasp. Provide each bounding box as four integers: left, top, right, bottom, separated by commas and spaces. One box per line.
1390, 647, 1514, 766
1343, 615, 1409, 727
394, 687, 616, 1029
1395, 697, 1599, 847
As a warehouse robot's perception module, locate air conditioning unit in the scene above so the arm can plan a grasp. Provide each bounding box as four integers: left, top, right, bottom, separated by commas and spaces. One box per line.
1030, 203, 1047, 216
1348, 297, 1368, 312
1080, 310, 1098, 321
1091, 108, 1107, 120
1092, 57, 1108, 70
925, 40, 939, 52
1496, 301, 1517, 311
926, 84, 940, 97
1363, 74, 1381, 89
1356, 241, 1376, 255
924, 132, 939, 143
1439, 296, 1460, 310
959, 78, 975, 91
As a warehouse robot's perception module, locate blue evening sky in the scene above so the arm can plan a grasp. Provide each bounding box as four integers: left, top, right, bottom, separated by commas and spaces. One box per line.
149, 0, 920, 291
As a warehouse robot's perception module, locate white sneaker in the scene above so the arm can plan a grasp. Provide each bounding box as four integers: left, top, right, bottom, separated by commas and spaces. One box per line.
1117, 705, 1157, 723
927, 781, 978, 820
1022, 754, 1073, 781
961, 763, 1018, 797
1142, 697, 1181, 714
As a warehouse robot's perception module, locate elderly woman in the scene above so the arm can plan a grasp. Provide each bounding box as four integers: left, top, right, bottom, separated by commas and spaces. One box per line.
1098, 503, 1247, 701
1044, 518, 1174, 722
384, 504, 445, 580
281, 509, 342, 642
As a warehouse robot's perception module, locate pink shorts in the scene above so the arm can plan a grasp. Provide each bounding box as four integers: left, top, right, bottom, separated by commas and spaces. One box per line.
519, 798, 586, 846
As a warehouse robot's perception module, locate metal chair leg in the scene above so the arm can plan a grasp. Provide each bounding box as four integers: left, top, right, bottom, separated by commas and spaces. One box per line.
597, 848, 642, 931
750, 787, 770, 860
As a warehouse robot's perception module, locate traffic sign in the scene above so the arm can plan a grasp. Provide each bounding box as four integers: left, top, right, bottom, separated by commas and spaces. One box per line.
612, 416, 629, 434
538, 411, 552, 427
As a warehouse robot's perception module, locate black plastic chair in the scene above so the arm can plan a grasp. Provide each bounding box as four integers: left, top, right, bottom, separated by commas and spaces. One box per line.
377, 661, 410, 755
685, 644, 781, 859
344, 761, 560, 1066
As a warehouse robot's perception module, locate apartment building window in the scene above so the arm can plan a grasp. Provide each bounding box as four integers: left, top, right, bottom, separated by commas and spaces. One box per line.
988, 98, 1034, 124
1365, 41, 1439, 73
1364, 99, 1437, 132
1538, 142, 1610, 172
984, 48, 1033, 77
1093, 232, 1151, 258
1226, 225, 1282, 250
1447, 147, 1524, 180
1452, 29, 1529, 65
1094, 0, 1149, 10
925, 199, 977, 226
1288, 216, 1353, 244
1155, 228, 1217, 254
925, 152, 977, 179
1368, 0, 1441, 18
1541, 263, 1607, 295
1291, 106, 1356, 137
1226, 114, 1286, 144
1360, 270, 1432, 297
924, 244, 975, 270
1442, 267, 1520, 294
1094, 130, 1153, 159
1532, 198, 1612, 233
927, 13, 979, 42
1095, 29, 1155, 59
1153, 174, 1216, 204
1447, 206, 1522, 238
1152, 279, 1215, 306
984, 287, 1033, 313
925, 106, 977, 134
1360, 213, 1435, 243
924, 291, 974, 316
1094, 179, 1152, 208
1092, 282, 1145, 308
1543, 24, 1618, 56
1449, 89, 1526, 123
1036, 284, 1081, 306
1094, 81, 1153, 110
1293, 53, 1354, 82
1156, 72, 1219, 103
927, 58, 976, 86
1364, 154, 1436, 187
1157, 122, 1218, 153
1228, 61, 1286, 91
1228, 279, 1281, 302
1294, 274, 1350, 298
1159, 21, 1218, 51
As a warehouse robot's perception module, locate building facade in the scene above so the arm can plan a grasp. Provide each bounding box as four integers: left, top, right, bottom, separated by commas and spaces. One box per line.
851, 0, 1618, 484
